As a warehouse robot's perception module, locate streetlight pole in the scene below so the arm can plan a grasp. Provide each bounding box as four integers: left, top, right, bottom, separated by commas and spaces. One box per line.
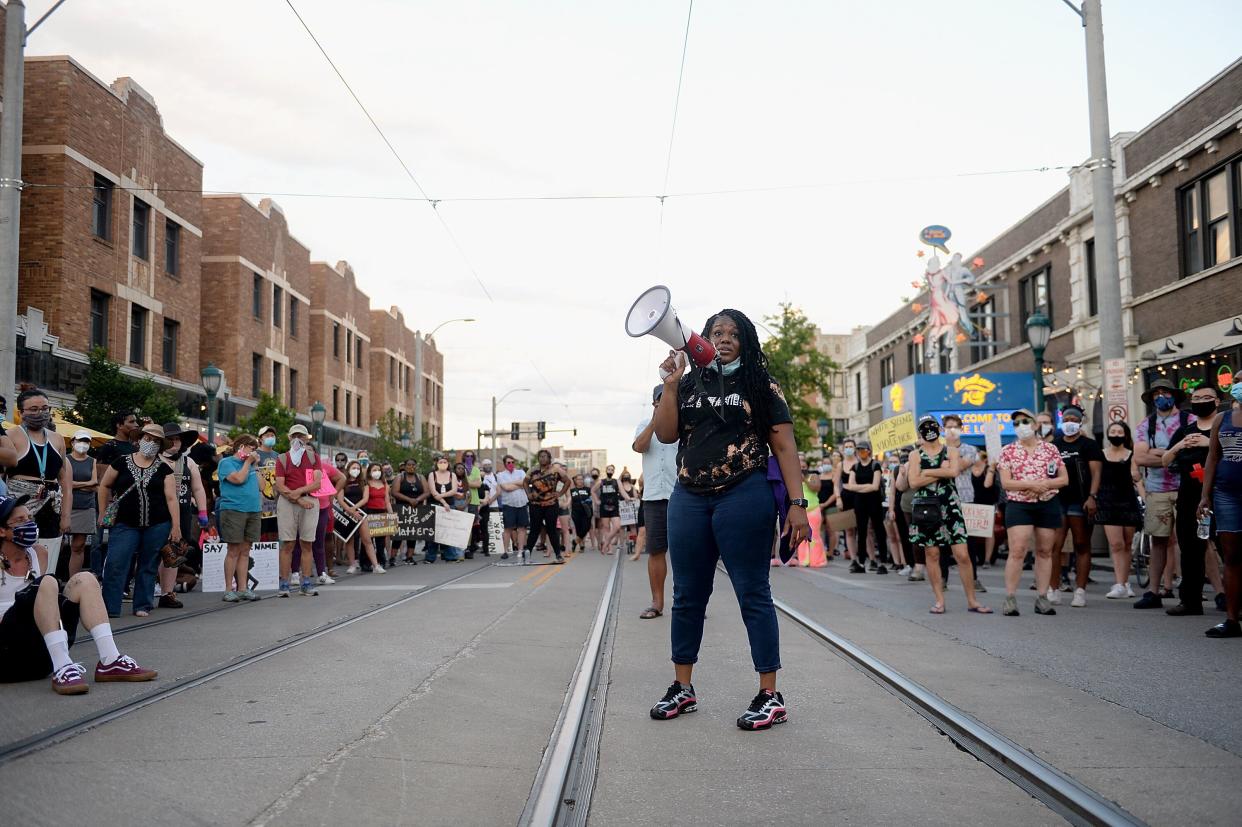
310, 400, 326, 453
816, 418, 829, 456
1062, 0, 1126, 415
413, 317, 474, 450
492, 387, 531, 467
0, 1, 28, 406
201, 364, 224, 446
1026, 311, 1052, 413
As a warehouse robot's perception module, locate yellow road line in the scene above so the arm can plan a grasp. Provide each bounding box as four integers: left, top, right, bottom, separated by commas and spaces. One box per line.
519, 567, 542, 582
533, 565, 561, 587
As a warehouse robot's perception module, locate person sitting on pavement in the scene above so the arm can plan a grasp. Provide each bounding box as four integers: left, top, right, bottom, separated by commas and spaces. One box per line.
1198, 382, 1242, 638
0, 494, 156, 694
648, 308, 807, 732
216, 434, 262, 602
1096, 421, 1144, 599
907, 415, 990, 615
997, 408, 1068, 617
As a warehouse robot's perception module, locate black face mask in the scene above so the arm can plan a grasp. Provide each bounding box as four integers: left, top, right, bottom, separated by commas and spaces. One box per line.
1107, 435, 1126, 446
606, 472, 614, 478
919, 428, 940, 442
1190, 401, 1218, 418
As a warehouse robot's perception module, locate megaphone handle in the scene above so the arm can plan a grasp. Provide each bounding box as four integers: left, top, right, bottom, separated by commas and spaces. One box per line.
658, 351, 688, 381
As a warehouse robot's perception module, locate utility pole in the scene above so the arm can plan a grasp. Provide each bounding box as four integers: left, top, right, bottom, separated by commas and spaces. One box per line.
491, 387, 530, 467
0, 0, 27, 405
1077, 0, 1127, 419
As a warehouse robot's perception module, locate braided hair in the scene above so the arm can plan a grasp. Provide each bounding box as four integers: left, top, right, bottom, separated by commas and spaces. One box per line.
689, 308, 781, 439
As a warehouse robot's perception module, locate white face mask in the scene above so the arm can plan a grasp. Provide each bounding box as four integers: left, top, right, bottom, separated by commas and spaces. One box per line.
370, 470, 383, 480
1061, 421, 1081, 436
946, 427, 961, 439
72, 441, 90, 455
843, 447, 855, 457
1039, 423, 1054, 437
349, 468, 361, 478
1015, 424, 1036, 440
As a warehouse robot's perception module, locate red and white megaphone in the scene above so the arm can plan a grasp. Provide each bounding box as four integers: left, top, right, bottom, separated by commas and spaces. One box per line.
624, 285, 716, 368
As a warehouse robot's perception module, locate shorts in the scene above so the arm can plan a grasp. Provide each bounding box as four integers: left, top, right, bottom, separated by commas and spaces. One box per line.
637, 501, 645, 528
219, 509, 262, 544
0, 575, 80, 683
502, 504, 530, 529
277, 497, 319, 542
642, 499, 668, 554
69, 507, 97, 535
599, 503, 619, 519
1214, 486, 1242, 533
1143, 490, 1177, 537
1061, 500, 1085, 519
1004, 499, 1065, 530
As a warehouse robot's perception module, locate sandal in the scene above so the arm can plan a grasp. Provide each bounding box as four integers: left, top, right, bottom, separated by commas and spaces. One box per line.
929, 604, 945, 615
968, 606, 993, 614
639, 607, 663, 619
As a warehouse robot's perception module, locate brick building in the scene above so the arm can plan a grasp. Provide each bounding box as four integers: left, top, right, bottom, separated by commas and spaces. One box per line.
368, 305, 416, 429
308, 260, 373, 435
200, 196, 311, 416
843, 57, 1242, 437
16, 56, 204, 400
415, 329, 445, 448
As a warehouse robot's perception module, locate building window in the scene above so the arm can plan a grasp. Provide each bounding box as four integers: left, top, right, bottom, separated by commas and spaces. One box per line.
355, 336, 364, 364
132, 199, 150, 260
346, 332, 353, 365
906, 339, 924, 375
272, 363, 282, 400
89, 290, 109, 351
272, 285, 283, 328
879, 354, 895, 388
92, 175, 113, 239
345, 391, 353, 425
1180, 157, 1239, 276
332, 322, 341, 359
165, 220, 180, 276
252, 273, 263, 318
289, 368, 298, 409
1018, 266, 1052, 327
356, 395, 363, 426
251, 353, 262, 397
289, 300, 299, 338
854, 372, 862, 411
161, 319, 179, 374
332, 386, 340, 421
1085, 239, 1098, 317
129, 306, 147, 367
968, 297, 998, 363
389, 355, 396, 386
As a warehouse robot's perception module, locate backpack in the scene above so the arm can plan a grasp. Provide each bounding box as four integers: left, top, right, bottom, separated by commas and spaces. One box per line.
1145, 410, 1190, 444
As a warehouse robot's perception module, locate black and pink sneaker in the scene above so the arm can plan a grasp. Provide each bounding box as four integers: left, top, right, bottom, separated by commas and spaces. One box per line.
650, 681, 697, 720
736, 689, 787, 731
94, 655, 158, 683
51, 662, 89, 695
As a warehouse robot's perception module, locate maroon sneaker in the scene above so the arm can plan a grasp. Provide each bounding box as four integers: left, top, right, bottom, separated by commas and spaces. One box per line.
94, 655, 158, 683
52, 662, 90, 695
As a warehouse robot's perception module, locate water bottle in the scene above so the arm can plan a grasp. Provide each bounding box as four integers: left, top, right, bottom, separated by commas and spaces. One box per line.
1197, 511, 1212, 540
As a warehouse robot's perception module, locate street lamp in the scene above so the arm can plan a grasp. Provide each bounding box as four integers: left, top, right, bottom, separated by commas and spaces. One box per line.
201, 363, 224, 445
816, 418, 830, 453
492, 387, 531, 467
414, 317, 475, 449
310, 400, 326, 450
400, 430, 411, 451
1025, 311, 1052, 412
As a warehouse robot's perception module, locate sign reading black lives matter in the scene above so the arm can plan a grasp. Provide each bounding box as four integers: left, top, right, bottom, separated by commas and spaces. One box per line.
397, 505, 437, 541
332, 502, 362, 542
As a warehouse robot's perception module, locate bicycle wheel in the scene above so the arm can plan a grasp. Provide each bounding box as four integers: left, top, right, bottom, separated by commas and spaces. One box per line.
1132, 531, 1151, 589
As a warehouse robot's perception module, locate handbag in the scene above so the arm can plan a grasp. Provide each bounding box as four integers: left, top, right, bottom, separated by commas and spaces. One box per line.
101, 483, 137, 528
911, 493, 944, 531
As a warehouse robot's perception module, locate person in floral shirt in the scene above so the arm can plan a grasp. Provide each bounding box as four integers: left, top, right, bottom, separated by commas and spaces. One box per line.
997, 408, 1068, 617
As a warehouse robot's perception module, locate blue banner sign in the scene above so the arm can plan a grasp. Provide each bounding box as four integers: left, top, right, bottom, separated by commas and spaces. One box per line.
882, 371, 1035, 443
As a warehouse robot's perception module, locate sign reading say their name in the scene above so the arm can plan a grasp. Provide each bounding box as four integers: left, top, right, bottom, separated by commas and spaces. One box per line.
962, 504, 996, 538
201, 541, 280, 592
397, 505, 437, 541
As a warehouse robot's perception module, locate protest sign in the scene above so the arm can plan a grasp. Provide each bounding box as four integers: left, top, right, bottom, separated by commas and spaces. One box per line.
981, 421, 1003, 459
619, 500, 639, 527
486, 510, 503, 554
869, 412, 918, 456
397, 505, 436, 541
367, 512, 399, 537
201, 541, 280, 592
962, 503, 996, 538
332, 502, 361, 542
434, 507, 474, 549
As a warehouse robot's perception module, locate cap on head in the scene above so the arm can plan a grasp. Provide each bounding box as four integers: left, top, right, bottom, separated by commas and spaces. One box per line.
0, 494, 32, 524
257, 425, 276, 437
856, 441, 872, 452
72, 429, 92, 442
917, 414, 938, 429
1061, 404, 1085, 419
288, 423, 310, 438
1010, 407, 1036, 421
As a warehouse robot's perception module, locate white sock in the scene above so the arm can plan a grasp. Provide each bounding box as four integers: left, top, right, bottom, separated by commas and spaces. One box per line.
89, 623, 120, 665
43, 629, 73, 672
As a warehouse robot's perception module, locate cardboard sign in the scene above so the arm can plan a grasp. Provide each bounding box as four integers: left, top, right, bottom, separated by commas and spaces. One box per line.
486, 510, 504, 554
824, 509, 857, 531
981, 421, 1003, 460
619, 500, 639, 527
331, 502, 362, 542
201, 541, 280, 592
367, 512, 399, 537
397, 505, 437, 541
962, 503, 996, 538
869, 412, 918, 456
434, 507, 474, 549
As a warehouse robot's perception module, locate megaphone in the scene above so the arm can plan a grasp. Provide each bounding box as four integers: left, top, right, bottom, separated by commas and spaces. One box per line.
624, 285, 716, 368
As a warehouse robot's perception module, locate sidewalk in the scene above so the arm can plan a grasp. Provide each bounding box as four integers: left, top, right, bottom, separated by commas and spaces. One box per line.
589, 561, 1057, 825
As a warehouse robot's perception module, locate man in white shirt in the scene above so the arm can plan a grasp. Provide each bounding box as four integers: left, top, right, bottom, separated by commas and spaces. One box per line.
633, 385, 679, 619
495, 455, 529, 560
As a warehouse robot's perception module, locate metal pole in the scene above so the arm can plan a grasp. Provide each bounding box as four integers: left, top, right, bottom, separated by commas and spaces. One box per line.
413, 332, 424, 446
0, 1, 27, 405
491, 395, 498, 468
1082, 1, 1126, 403
1033, 351, 1047, 413
206, 391, 217, 445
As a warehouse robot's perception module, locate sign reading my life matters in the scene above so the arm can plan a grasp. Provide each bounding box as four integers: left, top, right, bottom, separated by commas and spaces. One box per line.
396, 505, 437, 541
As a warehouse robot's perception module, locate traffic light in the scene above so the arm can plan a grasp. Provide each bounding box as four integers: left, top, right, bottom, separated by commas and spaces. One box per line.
536, 421, 546, 440
511, 422, 520, 440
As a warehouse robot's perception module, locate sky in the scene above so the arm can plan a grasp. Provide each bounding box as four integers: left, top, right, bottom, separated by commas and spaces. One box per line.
25, 0, 1242, 467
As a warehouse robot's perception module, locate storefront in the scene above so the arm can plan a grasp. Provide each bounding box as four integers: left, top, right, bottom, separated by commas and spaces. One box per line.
881, 371, 1037, 444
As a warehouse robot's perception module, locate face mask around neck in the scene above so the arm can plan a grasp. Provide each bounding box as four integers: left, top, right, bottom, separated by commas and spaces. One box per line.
719, 357, 742, 376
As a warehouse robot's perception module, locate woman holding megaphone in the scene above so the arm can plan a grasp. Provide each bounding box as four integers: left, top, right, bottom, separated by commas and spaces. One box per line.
646, 308, 809, 731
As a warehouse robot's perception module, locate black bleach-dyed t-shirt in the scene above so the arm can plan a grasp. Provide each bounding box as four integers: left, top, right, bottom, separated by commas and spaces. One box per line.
676, 369, 792, 494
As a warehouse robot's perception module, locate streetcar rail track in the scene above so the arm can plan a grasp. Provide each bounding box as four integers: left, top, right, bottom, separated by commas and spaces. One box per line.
520, 550, 622, 826
0, 561, 494, 766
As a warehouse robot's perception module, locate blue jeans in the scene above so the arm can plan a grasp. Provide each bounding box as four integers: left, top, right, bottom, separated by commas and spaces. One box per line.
667, 471, 781, 673
424, 542, 460, 562
102, 521, 171, 616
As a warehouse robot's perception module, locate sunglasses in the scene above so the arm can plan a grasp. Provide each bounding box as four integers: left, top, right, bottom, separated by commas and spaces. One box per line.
1013, 417, 1033, 426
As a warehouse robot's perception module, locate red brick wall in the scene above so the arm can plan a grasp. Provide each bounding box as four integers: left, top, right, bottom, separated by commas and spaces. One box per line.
18, 58, 203, 382
309, 261, 372, 428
